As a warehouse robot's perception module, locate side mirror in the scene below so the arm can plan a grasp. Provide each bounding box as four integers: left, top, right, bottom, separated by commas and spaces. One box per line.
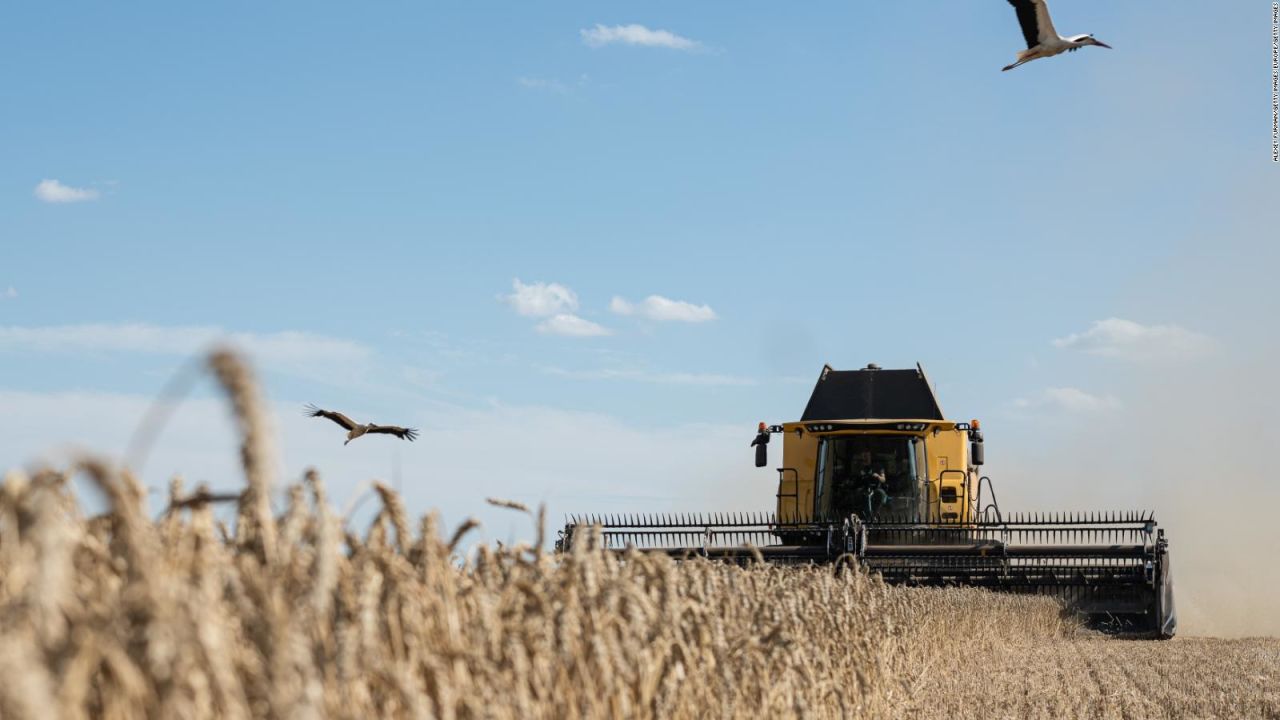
751, 431, 770, 468
968, 424, 984, 467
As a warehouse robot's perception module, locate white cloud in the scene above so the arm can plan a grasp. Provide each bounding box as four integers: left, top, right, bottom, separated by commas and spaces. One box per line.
517, 76, 567, 93
33, 179, 100, 204
610, 295, 717, 323
534, 314, 611, 338
1052, 318, 1214, 362
0, 388, 761, 543
2, 287, 15, 300
0, 323, 372, 384
517, 76, 578, 94
1013, 387, 1122, 413
0, 323, 366, 360
501, 279, 579, 318
580, 24, 701, 51
518, 74, 589, 94
544, 367, 754, 386
501, 279, 610, 338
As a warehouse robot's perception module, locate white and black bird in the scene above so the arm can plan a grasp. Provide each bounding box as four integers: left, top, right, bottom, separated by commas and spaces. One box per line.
305, 404, 419, 445
1003, 0, 1110, 72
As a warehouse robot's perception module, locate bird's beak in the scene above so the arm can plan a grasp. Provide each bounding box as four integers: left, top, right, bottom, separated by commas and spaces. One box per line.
1094, 40, 1112, 49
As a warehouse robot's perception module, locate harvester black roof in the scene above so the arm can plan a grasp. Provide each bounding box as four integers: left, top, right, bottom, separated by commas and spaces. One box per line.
800, 364, 944, 421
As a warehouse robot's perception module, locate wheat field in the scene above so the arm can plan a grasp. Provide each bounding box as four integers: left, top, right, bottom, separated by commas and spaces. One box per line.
0, 350, 1275, 719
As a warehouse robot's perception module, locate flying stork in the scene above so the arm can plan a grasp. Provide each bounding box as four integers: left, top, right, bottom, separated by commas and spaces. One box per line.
305, 404, 419, 445
1003, 0, 1111, 72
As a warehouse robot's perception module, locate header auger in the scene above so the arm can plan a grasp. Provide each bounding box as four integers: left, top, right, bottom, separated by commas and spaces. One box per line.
557, 364, 1176, 638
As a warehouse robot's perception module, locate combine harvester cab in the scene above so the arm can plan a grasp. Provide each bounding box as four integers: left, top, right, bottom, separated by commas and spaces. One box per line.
558, 364, 1176, 639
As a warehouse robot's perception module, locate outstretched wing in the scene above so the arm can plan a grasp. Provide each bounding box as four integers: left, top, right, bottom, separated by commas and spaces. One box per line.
1007, 0, 1055, 49
305, 404, 357, 431
1031, 0, 1058, 43
366, 424, 419, 442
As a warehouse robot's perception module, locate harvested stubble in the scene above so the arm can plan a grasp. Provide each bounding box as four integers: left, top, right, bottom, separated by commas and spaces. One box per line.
2, 350, 1274, 719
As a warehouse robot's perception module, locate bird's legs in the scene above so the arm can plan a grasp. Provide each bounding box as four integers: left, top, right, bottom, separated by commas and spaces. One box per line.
1002, 47, 1042, 72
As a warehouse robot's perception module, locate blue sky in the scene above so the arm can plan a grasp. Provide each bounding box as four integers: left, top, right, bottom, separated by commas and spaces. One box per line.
2, 3, 1278, 628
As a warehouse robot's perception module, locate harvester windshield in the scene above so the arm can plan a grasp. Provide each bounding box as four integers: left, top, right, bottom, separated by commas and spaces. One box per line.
818, 435, 924, 520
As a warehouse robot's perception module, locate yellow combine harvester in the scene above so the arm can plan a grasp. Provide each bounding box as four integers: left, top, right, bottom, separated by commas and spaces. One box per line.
558, 364, 1176, 638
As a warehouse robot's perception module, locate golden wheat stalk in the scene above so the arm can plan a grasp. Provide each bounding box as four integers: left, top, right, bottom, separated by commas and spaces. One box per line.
1, 349, 1264, 720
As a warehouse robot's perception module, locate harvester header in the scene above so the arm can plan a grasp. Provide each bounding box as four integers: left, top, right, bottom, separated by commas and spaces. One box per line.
558, 363, 1176, 638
